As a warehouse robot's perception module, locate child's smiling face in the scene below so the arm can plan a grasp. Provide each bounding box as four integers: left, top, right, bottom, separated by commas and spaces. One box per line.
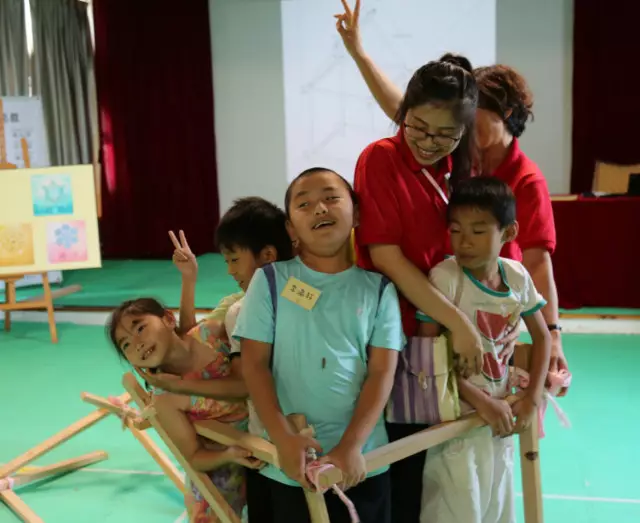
286, 171, 356, 258
114, 312, 175, 369
221, 246, 260, 292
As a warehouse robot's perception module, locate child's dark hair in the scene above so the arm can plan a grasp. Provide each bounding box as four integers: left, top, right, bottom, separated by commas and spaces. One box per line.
215, 197, 293, 260
395, 53, 478, 189
474, 65, 533, 138
106, 297, 171, 357
284, 167, 358, 218
447, 177, 516, 228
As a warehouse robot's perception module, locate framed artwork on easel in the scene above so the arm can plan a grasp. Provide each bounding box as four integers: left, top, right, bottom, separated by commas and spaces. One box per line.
0, 98, 101, 342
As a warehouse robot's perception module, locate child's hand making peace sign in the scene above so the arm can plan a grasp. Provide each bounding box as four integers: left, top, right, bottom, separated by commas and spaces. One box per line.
169, 230, 198, 281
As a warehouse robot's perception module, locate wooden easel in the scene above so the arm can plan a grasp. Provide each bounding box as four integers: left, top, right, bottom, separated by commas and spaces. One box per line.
0, 394, 130, 523
0, 98, 82, 343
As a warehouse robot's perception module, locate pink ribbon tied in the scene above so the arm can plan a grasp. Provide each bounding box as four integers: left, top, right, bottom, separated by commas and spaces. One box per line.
509, 368, 572, 438
305, 461, 360, 523
108, 396, 145, 430
547, 369, 572, 396
0, 477, 15, 492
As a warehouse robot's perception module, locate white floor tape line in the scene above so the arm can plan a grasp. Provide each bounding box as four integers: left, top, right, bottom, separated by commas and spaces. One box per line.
5, 310, 640, 334
78, 466, 168, 476
4, 463, 636, 506
515, 493, 640, 504
0, 464, 171, 477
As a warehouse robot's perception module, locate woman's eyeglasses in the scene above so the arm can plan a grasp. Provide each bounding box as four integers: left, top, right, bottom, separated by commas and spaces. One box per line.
404, 123, 463, 148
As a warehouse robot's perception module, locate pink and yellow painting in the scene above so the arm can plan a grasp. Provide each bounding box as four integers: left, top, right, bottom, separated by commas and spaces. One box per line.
0, 223, 35, 267
46, 220, 88, 263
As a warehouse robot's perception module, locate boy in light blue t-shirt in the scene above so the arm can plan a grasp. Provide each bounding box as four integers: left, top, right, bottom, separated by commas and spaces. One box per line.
234, 167, 404, 523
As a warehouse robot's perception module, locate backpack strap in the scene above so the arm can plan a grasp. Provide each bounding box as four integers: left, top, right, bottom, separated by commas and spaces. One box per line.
378, 275, 390, 303
369, 276, 391, 351
262, 264, 278, 369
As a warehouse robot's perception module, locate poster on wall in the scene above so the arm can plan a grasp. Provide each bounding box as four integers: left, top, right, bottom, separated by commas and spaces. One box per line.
1, 96, 50, 169
0, 95, 62, 290
0, 165, 101, 277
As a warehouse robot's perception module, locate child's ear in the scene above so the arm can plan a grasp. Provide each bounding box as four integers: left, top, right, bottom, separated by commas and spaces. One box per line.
352, 205, 360, 228
260, 245, 277, 264
162, 310, 177, 329
502, 221, 519, 243
286, 220, 297, 246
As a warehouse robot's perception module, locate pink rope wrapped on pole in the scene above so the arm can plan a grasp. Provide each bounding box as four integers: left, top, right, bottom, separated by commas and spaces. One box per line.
510, 368, 572, 437
0, 477, 15, 492
108, 395, 155, 430
305, 449, 360, 523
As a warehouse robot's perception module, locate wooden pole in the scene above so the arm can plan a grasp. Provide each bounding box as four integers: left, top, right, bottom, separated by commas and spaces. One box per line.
0, 392, 128, 478
122, 373, 241, 523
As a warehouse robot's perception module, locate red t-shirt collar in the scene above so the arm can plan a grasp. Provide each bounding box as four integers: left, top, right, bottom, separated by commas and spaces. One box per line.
490, 137, 522, 181
392, 127, 453, 178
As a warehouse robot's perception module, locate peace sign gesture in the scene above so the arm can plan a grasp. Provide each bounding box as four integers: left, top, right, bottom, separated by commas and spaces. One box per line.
334, 0, 363, 58
169, 230, 198, 280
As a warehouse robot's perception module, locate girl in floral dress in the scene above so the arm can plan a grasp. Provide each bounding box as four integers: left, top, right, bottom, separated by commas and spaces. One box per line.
107, 297, 262, 522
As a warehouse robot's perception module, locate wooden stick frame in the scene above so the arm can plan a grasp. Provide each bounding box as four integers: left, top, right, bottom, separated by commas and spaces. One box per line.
80, 391, 186, 494
0, 113, 82, 344
122, 343, 544, 523
0, 394, 128, 522
122, 374, 249, 523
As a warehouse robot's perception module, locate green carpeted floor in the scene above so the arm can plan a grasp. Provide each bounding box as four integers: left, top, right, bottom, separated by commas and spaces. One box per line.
2, 254, 237, 310
1, 322, 639, 522
2, 254, 639, 316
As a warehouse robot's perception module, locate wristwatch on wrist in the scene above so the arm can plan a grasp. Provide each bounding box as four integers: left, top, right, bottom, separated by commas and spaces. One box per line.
547, 324, 562, 332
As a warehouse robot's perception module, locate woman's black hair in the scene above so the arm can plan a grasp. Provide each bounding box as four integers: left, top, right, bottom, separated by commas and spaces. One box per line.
395, 53, 478, 189
447, 176, 516, 228
216, 197, 293, 261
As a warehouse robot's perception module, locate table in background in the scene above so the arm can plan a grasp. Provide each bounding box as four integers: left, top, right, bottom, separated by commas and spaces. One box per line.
551, 196, 640, 310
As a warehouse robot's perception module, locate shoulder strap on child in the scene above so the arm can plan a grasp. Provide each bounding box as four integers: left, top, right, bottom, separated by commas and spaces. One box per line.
262, 263, 278, 369
378, 275, 390, 303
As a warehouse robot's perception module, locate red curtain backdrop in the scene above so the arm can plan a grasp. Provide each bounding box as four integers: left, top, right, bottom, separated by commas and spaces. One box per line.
552, 198, 640, 309
571, 0, 640, 193
93, 0, 219, 258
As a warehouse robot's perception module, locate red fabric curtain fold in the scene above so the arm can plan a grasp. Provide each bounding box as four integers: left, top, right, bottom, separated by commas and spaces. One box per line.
93, 0, 219, 258
571, 0, 640, 193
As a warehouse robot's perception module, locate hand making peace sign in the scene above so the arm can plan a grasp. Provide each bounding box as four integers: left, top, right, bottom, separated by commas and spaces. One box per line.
169, 230, 198, 280
335, 0, 363, 58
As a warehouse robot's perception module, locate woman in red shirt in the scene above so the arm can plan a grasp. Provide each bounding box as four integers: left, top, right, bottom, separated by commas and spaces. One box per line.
336, 2, 568, 521
354, 52, 487, 523
336, 2, 568, 378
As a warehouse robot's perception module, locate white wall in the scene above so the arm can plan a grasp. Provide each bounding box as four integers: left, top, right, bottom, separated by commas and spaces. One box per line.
209, 0, 574, 214
496, 0, 573, 193
209, 0, 289, 214
280, 0, 495, 185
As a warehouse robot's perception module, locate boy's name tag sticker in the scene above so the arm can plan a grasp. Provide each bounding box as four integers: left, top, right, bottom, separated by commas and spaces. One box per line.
281, 277, 321, 311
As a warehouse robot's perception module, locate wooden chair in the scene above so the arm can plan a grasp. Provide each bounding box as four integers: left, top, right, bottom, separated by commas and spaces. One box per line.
122, 342, 544, 523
